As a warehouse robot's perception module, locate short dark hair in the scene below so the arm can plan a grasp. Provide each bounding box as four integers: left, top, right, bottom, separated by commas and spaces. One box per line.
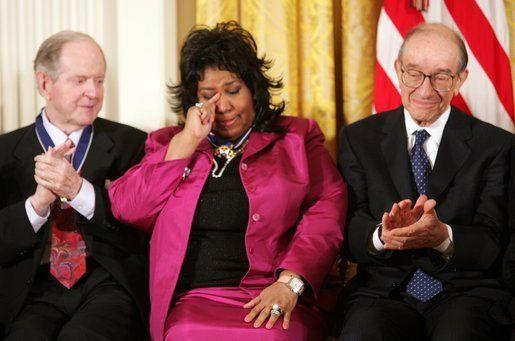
168, 21, 285, 133
398, 23, 468, 73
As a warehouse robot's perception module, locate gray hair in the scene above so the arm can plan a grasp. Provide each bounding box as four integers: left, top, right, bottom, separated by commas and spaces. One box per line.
33, 30, 105, 79
397, 23, 468, 73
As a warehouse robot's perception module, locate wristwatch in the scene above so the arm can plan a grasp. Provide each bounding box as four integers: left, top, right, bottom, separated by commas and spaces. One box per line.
287, 277, 305, 296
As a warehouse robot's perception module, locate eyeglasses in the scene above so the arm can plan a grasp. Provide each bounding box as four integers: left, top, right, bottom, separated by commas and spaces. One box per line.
400, 68, 457, 92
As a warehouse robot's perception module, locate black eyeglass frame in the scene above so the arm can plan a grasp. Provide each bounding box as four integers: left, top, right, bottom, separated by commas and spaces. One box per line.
400, 67, 459, 92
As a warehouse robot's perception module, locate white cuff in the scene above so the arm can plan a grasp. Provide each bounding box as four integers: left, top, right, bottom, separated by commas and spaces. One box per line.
25, 198, 50, 233
434, 224, 454, 259
370, 225, 386, 253
69, 179, 95, 220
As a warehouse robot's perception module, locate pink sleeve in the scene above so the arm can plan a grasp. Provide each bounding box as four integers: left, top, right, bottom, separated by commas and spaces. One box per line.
108, 128, 192, 231
277, 119, 347, 296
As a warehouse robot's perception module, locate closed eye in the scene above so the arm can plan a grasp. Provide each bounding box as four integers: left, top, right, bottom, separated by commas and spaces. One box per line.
200, 94, 213, 101
227, 88, 240, 95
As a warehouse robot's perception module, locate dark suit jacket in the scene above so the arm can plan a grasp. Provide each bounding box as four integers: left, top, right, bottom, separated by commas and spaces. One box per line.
338, 106, 513, 307
503, 144, 515, 291
502, 142, 515, 328
0, 117, 149, 333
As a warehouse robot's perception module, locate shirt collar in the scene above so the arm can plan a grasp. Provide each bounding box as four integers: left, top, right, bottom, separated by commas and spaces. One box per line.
404, 106, 451, 146
42, 109, 84, 147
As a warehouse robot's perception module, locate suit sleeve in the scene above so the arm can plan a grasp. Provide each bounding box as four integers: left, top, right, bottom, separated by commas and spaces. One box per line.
443, 137, 513, 272
0, 201, 39, 265
0, 139, 40, 264
109, 129, 193, 231
338, 126, 394, 265
277, 120, 346, 296
503, 143, 515, 292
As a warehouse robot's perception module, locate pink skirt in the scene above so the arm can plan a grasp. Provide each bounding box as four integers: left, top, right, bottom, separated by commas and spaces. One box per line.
163, 287, 327, 340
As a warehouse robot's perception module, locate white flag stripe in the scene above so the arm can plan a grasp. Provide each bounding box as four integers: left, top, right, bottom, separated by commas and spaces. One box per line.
428, 2, 514, 131
376, 8, 404, 91
421, 1, 453, 27
475, 0, 510, 55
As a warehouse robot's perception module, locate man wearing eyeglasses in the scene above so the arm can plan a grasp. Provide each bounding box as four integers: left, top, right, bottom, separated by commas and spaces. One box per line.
338, 23, 514, 340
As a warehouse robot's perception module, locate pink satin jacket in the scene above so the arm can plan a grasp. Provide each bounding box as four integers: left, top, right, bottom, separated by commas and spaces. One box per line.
109, 116, 347, 340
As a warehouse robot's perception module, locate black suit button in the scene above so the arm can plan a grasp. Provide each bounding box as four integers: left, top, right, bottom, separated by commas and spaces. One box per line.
26, 279, 31, 285
19, 251, 26, 256
392, 281, 400, 288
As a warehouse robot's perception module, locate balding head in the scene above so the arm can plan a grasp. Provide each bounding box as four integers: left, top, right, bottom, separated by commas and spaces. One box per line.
34, 30, 106, 80
398, 23, 468, 73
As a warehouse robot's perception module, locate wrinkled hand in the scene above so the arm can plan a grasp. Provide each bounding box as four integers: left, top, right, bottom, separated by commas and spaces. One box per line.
382, 198, 448, 250
182, 93, 220, 142
243, 282, 298, 330
34, 140, 82, 200
30, 183, 57, 217
381, 195, 428, 231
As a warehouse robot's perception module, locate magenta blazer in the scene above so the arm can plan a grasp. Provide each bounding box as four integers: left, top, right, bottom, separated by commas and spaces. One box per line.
109, 116, 347, 340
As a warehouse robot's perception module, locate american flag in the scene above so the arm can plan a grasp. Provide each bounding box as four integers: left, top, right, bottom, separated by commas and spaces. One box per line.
374, 0, 514, 133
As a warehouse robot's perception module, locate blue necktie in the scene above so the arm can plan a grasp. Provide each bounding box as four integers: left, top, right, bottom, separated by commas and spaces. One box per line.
406, 129, 443, 302
409, 129, 431, 195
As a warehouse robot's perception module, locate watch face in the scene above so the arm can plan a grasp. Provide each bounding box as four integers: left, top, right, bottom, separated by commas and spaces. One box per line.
289, 277, 304, 294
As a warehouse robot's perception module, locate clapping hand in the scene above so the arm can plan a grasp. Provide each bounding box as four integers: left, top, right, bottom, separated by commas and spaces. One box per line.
381, 195, 448, 250
34, 139, 82, 201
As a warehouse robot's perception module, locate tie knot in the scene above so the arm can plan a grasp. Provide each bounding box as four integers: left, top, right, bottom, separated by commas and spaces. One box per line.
66, 138, 75, 148
65, 138, 75, 162
414, 129, 430, 145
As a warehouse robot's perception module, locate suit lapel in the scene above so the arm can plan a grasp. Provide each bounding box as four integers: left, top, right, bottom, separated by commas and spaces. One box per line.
13, 124, 44, 162
428, 108, 472, 200
380, 108, 416, 200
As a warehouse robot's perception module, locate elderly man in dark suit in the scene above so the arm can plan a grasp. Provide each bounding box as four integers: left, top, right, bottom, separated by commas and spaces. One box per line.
0, 31, 149, 340
338, 23, 514, 341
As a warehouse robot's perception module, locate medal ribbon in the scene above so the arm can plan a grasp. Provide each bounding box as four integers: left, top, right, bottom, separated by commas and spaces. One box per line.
35, 111, 93, 171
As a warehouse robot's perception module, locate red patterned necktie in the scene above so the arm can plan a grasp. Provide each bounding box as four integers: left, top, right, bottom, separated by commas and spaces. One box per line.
49, 140, 86, 288
50, 201, 87, 288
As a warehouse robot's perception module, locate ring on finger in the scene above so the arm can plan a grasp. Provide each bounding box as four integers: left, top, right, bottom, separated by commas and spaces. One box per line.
195, 102, 204, 108
270, 303, 283, 316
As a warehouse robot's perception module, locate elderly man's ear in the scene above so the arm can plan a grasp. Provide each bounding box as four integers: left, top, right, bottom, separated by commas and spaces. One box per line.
394, 60, 402, 80
453, 69, 468, 96
35, 71, 52, 100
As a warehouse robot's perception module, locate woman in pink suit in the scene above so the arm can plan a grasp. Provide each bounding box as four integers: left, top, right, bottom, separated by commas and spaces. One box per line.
109, 21, 346, 340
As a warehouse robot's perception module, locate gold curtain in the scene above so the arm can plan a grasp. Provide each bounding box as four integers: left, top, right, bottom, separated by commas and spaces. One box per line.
194, 0, 515, 157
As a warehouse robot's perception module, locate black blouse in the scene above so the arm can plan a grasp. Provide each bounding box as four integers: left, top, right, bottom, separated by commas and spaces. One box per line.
175, 154, 250, 292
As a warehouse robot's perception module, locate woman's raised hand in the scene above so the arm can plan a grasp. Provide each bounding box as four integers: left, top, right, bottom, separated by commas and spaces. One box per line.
183, 93, 220, 142
165, 93, 220, 161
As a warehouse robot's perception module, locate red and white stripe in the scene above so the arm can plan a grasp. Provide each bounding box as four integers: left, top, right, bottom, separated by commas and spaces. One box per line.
374, 0, 514, 133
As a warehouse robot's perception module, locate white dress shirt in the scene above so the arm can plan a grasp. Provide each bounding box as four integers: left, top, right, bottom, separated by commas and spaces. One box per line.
25, 111, 96, 232
370, 107, 454, 259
